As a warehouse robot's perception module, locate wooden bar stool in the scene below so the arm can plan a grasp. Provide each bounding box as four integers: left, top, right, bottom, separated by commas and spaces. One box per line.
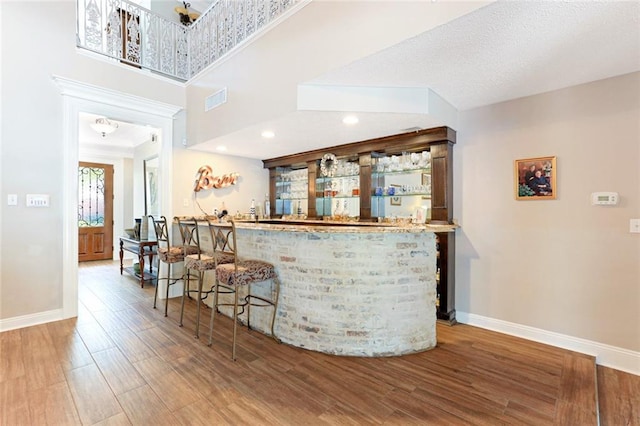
182, 218, 234, 338
207, 219, 280, 361
152, 216, 199, 317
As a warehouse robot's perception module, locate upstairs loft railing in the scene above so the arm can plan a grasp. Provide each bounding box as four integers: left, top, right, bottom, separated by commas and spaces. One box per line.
76, 0, 300, 82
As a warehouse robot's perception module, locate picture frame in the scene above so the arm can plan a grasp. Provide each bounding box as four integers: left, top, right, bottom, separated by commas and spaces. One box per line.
390, 196, 402, 206
515, 156, 556, 200
144, 156, 160, 216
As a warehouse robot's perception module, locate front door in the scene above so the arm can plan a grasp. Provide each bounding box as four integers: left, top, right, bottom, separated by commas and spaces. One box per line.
78, 162, 114, 262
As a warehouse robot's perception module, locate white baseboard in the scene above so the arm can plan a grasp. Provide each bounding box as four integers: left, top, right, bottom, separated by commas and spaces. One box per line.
456, 311, 639, 376
0, 309, 65, 332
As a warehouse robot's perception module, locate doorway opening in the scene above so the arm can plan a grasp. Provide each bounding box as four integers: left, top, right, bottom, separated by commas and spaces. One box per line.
55, 75, 182, 320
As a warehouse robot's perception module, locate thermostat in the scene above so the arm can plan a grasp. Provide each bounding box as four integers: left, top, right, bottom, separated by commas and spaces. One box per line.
591, 192, 618, 206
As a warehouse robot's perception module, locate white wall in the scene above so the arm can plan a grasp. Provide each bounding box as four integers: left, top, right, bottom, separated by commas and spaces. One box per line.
455, 73, 640, 364
0, 1, 184, 321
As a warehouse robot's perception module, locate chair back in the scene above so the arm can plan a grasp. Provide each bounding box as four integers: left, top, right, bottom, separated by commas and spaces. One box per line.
208, 219, 237, 266
151, 216, 169, 250
176, 217, 200, 255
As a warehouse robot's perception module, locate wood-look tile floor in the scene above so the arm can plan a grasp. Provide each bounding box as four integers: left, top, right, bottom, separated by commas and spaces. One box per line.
1, 260, 637, 425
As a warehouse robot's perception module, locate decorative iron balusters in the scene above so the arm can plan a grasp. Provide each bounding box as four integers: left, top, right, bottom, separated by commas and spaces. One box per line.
76, 0, 302, 81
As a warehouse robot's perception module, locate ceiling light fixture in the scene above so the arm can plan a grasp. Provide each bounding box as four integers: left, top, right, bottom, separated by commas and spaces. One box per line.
342, 115, 359, 125
175, 1, 200, 26
261, 130, 275, 139
90, 117, 119, 138
216, 145, 227, 152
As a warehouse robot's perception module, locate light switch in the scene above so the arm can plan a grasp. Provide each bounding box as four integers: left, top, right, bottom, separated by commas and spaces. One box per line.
631, 219, 640, 234
7, 194, 18, 206
26, 194, 50, 207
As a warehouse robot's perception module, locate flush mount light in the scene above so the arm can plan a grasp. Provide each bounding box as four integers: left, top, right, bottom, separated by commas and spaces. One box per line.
261, 130, 275, 139
90, 117, 119, 137
342, 115, 359, 125
216, 145, 227, 152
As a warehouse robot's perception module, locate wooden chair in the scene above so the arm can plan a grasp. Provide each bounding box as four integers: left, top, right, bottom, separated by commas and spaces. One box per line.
182, 218, 234, 338
207, 219, 280, 360
152, 216, 199, 317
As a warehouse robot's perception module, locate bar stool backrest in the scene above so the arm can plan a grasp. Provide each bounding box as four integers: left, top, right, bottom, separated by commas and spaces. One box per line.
152, 216, 169, 250
176, 217, 199, 251
208, 219, 237, 264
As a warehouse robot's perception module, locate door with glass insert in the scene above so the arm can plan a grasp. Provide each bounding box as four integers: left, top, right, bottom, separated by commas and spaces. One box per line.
78, 162, 114, 261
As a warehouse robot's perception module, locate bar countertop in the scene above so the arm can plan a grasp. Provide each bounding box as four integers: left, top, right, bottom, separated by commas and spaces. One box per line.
177, 216, 457, 233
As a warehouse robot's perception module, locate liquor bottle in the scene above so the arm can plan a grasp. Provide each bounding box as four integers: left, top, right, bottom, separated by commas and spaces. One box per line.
297, 200, 303, 215
264, 194, 271, 219
333, 199, 342, 218
249, 199, 256, 221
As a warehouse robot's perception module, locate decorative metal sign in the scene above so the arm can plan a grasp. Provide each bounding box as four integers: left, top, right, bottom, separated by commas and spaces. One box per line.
194, 165, 239, 192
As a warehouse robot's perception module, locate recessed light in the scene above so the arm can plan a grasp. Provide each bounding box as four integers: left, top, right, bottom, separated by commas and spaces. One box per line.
216, 145, 227, 152
261, 130, 275, 139
342, 115, 359, 125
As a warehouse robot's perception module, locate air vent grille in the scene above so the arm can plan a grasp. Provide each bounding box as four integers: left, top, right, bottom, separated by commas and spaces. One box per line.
205, 88, 228, 111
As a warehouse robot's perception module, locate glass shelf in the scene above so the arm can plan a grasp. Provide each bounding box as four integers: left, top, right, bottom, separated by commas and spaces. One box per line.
316, 173, 360, 182
372, 167, 431, 177
316, 195, 360, 200
372, 194, 431, 198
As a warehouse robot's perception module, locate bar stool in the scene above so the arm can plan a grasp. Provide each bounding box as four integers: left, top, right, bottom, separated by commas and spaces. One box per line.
152, 216, 199, 317
182, 218, 234, 338
208, 219, 280, 361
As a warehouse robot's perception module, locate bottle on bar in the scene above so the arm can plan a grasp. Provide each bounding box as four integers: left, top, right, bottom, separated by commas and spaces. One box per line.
264, 194, 271, 219
250, 199, 256, 221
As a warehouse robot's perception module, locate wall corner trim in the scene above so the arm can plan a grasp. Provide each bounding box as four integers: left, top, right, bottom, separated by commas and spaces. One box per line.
456, 311, 640, 376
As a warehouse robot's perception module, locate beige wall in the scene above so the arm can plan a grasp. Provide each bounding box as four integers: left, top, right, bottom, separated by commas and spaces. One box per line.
171, 148, 269, 219
455, 72, 640, 352
0, 1, 184, 320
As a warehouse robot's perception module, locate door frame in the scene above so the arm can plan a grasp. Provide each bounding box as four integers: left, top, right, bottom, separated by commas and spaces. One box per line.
54, 76, 182, 320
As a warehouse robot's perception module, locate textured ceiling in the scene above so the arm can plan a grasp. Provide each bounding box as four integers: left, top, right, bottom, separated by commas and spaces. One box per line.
191, 0, 640, 160
310, 1, 640, 111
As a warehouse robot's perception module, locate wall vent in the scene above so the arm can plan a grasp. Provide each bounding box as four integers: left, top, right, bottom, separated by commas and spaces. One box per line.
205, 88, 228, 111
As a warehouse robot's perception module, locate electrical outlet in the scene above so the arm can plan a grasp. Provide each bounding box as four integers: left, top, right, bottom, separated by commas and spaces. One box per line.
7, 194, 17, 206
630, 219, 640, 234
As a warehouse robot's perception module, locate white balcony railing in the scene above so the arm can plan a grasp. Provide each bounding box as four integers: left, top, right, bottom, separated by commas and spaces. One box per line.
76, 0, 301, 81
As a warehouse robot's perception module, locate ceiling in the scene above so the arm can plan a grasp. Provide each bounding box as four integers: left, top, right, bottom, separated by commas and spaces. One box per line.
79, 112, 160, 157
191, 0, 640, 160
79, 1, 640, 160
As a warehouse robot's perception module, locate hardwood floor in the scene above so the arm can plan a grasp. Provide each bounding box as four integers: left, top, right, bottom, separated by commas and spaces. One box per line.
1, 260, 637, 425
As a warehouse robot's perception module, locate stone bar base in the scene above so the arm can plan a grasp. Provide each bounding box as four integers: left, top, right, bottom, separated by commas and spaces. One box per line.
220, 222, 440, 356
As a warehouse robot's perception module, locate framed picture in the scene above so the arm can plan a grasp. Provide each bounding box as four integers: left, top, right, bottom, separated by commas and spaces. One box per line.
390, 196, 402, 206
515, 156, 556, 200
144, 156, 160, 216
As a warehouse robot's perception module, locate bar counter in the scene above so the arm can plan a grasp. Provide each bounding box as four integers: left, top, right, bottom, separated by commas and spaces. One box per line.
186, 218, 455, 357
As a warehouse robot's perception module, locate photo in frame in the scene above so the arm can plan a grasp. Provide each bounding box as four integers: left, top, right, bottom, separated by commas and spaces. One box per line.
515, 156, 556, 200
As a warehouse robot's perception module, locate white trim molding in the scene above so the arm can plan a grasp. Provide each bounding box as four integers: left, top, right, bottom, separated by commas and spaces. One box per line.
457, 311, 640, 376
0, 309, 64, 332
52, 75, 182, 322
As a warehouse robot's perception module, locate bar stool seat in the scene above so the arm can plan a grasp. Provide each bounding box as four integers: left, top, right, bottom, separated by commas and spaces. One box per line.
215, 260, 276, 287
157, 245, 198, 263
208, 219, 280, 361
